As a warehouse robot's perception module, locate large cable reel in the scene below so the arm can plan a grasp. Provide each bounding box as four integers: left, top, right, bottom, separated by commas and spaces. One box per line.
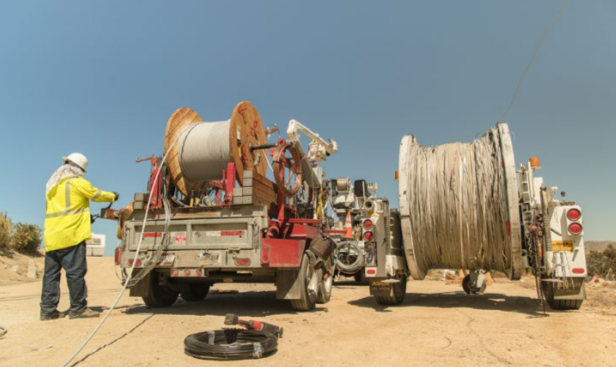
163, 101, 268, 195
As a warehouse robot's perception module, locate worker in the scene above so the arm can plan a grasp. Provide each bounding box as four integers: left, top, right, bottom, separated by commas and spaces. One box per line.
40, 153, 119, 321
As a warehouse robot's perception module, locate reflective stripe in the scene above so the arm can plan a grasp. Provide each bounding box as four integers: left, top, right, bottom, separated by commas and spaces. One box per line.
65, 179, 75, 210
46, 207, 89, 219
92, 189, 102, 201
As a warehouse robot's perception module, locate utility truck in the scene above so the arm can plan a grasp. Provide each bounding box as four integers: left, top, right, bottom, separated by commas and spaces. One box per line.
367, 124, 588, 310
113, 102, 339, 311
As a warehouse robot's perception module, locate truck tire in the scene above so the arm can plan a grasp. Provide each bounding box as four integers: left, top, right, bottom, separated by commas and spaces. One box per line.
462, 274, 486, 295
542, 282, 584, 311
290, 253, 317, 311
142, 272, 179, 308
374, 275, 407, 305
316, 275, 333, 304
354, 271, 368, 284
180, 284, 210, 302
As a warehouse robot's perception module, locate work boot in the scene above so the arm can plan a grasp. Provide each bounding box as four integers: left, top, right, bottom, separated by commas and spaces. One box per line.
68, 308, 100, 319
40, 310, 64, 321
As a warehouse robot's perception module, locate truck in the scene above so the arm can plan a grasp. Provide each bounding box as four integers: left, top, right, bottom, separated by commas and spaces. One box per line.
365, 124, 588, 310
329, 177, 385, 283
113, 102, 339, 311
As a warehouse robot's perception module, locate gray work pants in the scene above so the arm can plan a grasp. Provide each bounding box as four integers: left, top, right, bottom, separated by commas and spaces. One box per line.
40, 241, 88, 316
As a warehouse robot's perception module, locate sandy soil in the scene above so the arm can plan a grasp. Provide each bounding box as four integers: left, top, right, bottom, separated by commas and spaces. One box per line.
0, 257, 615, 367
0, 251, 45, 286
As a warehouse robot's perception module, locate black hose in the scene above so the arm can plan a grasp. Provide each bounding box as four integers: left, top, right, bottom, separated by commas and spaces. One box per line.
184, 329, 278, 360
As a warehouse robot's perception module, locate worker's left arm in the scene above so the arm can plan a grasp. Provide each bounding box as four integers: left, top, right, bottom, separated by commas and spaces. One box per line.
72, 178, 116, 203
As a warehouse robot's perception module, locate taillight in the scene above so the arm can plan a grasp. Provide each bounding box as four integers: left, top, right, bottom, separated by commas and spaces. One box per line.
363, 231, 374, 241
114, 246, 122, 265
363, 220, 373, 230
572, 268, 585, 274
184, 269, 191, 276
567, 208, 581, 221
128, 259, 142, 267
568, 223, 583, 235
234, 258, 251, 266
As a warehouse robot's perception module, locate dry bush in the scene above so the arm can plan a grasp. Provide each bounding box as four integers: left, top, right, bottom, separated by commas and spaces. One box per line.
587, 245, 616, 280
10, 223, 42, 254
0, 214, 11, 251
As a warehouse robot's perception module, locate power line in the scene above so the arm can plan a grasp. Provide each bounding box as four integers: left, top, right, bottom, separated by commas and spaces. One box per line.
499, 0, 573, 122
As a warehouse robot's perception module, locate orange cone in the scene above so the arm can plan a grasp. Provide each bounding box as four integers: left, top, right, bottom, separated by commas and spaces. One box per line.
344, 211, 353, 238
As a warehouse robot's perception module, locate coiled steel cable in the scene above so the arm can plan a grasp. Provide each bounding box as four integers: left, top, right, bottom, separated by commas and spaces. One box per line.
402, 126, 510, 273
178, 120, 231, 182
184, 329, 278, 360
335, 241, 364, 274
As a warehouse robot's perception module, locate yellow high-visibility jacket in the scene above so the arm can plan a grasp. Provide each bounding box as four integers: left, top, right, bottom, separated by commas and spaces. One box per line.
44, 177, 115, 252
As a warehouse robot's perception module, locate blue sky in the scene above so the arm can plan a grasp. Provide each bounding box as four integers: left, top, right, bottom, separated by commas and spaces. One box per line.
1, 1, 614, 256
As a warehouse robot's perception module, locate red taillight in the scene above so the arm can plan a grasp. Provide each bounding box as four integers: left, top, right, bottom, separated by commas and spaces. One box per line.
366, 268, 376, 275
363, 220, 373, 230
128, 259, 142, 267
196, 269, 203, 276
567, 208, 581, 221
235, 258, 251, 266
114, 246, 122, 265
172, 270, 179, 276
184, 269, 191, 276
568, 223, 583, 235
363, 231, 374, 241
572, 268, 585, 274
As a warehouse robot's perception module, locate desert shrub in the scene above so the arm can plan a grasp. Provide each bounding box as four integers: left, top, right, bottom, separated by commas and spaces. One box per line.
0, 214, 11, 251
10, 223, 42, 254
587, 245, 616, 280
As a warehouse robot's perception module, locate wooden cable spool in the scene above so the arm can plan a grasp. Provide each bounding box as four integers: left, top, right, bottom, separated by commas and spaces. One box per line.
164, 101, 268, 195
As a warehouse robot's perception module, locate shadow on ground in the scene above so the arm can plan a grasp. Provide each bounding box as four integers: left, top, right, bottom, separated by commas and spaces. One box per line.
349, 291, 545, 316
120, 290, 328, 317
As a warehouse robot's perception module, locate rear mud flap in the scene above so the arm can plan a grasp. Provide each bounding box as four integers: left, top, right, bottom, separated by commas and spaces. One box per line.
553, 284, 586, 301
128, 272, 151, 298
276, 269, 301, 300
369, 280, 395, 297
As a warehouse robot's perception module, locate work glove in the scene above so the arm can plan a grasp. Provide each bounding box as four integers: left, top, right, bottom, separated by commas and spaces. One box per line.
90, 214, 96, 224
112, 192, 120, 202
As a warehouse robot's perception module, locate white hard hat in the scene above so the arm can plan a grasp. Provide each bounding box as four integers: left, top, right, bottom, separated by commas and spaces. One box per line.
62, 153, 88, 172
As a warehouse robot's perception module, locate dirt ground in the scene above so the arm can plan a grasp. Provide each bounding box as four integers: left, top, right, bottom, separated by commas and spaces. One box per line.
0, 251, 45, 286
0, 257, 615, 367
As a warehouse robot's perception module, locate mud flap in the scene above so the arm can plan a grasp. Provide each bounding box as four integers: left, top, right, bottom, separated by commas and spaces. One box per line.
128, 271, 151, 297
369, 280, 395, 297
276, 269, 301, 300
553, 278, 587, 301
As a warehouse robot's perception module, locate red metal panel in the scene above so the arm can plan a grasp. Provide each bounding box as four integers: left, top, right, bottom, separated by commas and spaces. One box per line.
261, 238, 305, 267
288, 224, 320, 240
324, 229, 346, 234
288, 219, 321, 225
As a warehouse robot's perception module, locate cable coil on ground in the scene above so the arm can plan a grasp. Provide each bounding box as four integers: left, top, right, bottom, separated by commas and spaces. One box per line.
184, 329, 278, 360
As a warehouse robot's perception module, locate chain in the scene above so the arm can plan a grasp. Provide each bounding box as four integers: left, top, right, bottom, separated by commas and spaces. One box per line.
529, 234, 548, 316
